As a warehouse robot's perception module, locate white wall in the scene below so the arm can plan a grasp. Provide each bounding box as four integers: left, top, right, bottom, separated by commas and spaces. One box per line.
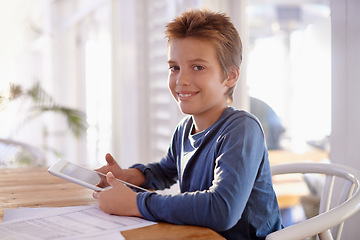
110, 0, 141, 168
330, 0, 360, 238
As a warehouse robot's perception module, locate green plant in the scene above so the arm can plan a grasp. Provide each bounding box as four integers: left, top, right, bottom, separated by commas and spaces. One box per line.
0, 82, 88, 138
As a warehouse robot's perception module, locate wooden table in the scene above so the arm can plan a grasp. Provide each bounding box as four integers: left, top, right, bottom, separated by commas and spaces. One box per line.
268, 148, 328, 166
0, 167, 224, 239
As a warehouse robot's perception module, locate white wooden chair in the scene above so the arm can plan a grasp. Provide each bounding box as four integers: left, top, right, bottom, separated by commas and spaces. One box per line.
0, 138, 45, 168
267, 162, 360, 240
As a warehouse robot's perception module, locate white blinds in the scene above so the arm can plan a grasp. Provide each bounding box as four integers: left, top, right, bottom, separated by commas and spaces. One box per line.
144, 1, 185, 164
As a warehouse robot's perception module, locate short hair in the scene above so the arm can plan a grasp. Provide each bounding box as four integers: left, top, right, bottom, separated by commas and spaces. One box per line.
165, 9, 242, 104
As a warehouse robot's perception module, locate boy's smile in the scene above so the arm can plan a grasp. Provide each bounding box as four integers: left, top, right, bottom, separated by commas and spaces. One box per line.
177, 91, 198, 100
167, 38, 237, 133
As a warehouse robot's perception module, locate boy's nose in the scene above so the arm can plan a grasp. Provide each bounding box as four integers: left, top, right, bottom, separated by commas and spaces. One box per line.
176, 70, 190, 86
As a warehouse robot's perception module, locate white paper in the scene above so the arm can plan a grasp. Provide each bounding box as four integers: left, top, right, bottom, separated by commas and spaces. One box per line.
3, 206, 90, 222
65, 231, 125, 240
0, 205, 156, 240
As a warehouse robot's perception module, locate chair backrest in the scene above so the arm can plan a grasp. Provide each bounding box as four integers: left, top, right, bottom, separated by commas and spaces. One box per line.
266, 162, 360, 240
0, 138, 45, 168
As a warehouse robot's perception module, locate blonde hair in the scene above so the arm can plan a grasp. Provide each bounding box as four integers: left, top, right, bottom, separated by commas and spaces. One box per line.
165, 9, 242, 103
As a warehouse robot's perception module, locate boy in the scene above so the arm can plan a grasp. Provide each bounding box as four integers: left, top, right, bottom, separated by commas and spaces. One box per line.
93, 9, 283, 239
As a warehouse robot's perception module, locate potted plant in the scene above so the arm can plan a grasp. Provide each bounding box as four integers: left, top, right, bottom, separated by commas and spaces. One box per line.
0, 82, 88, 167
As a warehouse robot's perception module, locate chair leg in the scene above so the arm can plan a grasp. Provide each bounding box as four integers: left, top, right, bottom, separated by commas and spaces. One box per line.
318, 229, 333, 240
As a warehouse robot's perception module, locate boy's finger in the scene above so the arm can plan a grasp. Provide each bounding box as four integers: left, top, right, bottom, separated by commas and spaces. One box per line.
106, 172, 117, 186
105, 153, 116, 165
93, 191, 100, 199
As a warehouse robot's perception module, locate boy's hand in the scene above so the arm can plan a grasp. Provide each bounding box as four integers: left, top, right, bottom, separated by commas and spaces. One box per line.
95, 153, 124, 188
95, 153, 146, 188
93, 172, 141, 217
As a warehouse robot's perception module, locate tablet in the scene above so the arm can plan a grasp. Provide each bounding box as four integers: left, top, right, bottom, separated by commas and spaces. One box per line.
48, 159, 150, 192
48, 159, 109, 191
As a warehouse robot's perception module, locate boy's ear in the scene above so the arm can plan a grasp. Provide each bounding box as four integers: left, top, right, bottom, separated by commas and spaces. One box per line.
225, 66, 239, 88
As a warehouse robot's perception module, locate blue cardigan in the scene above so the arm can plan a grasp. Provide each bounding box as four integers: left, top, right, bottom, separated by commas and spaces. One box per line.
131, 107, 283, 239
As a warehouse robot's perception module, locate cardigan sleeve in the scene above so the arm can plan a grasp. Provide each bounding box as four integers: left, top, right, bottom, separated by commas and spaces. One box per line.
135, 116, 269, 232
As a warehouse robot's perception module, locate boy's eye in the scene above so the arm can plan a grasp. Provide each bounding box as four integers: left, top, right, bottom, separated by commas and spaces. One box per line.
193, 65, 205, 71
169, 65, 180, 71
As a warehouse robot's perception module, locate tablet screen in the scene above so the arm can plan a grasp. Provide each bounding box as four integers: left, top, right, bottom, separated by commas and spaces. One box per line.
60, 162, 101, 186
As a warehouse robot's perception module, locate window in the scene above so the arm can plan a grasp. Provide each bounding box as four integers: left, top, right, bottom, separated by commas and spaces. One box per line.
247, 1, 331, 153
1, 0, 331, 168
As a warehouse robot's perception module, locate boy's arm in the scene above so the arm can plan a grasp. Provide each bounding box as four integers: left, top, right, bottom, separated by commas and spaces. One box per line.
122, 168, 146, 187
135, 118, 274, 232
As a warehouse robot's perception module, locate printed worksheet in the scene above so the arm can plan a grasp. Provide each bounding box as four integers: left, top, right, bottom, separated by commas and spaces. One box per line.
0, 205, 156, 240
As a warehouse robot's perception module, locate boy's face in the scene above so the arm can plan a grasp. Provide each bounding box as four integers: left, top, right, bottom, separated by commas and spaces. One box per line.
167, 38, 231, 122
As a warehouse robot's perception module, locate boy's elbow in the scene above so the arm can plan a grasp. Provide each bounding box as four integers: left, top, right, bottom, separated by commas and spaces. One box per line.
206, 211, 239, 232
205, 195, 241, 231
211, 219, 237, 232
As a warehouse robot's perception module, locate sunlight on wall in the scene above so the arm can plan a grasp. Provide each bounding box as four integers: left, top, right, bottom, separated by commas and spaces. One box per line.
248, 36, 287, 118
85, 36, 112, 167
290, 24, 331, 151
247, 4, 331, 152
